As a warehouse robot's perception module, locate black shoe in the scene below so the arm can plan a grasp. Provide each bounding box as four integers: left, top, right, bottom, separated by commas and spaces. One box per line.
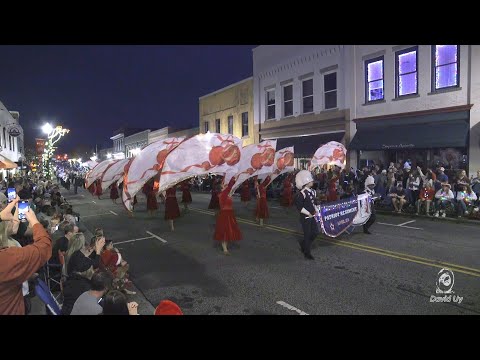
304, 253, 314, 260
363, 229, 372, 234
299, 246, 305, 254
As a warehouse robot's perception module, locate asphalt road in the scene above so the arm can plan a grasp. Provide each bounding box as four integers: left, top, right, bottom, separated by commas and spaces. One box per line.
64, 187, 480, 315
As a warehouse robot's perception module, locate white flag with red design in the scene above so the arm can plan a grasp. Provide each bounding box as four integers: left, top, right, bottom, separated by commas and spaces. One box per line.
226, 140, 277, 195
258, 146, 295, 183
310, 141, 347, 170
122, 137, 184, 211
101, 158, 132, 192
158, 132, 242, 193
85, 159, 118, 188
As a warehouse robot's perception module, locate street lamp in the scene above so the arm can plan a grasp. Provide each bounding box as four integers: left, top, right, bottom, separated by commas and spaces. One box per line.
107, 153, 112, 159
91, 155, 97, 162
42, 123, 54, 135
41, 123, 70, 179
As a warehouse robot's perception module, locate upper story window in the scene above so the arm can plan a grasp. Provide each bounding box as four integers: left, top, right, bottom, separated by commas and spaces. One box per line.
433, 45, 459, 90
228, 115, 233, 134
215, 118, 221, 133
241, 112, 249, 137
365, 56, 384, 102
283, 84, 293, 117
302, 78, 313, 113
324, 72, 337, 109
204, 121, 209, 133
396, 46, 418, 97
266, 89, 276, 120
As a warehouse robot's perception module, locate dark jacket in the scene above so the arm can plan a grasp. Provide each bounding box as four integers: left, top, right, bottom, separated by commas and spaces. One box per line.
294, 188, 317, 222
61, 273, 91, 315
67, 250, 100, 276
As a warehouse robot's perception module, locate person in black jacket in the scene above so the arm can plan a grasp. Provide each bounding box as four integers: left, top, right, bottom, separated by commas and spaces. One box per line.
61, 262, 94, 315
294, 170, 319, 260
67, 236, 105, 275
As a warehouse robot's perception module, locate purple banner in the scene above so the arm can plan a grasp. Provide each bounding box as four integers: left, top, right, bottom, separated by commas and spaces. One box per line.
318, 196, 359, 237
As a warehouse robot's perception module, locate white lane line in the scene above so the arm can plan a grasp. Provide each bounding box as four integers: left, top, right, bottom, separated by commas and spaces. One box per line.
115, 236, 154, 245
81, 212, 114, 218
271, 206, 284, 209
397, 220, 416, 226
81, 195, 85, 197
276, 301, 309, 315
109, 210, 118, 216
92, 201, 96, 204
377, 222, 423, 230
146, 231, 168, 243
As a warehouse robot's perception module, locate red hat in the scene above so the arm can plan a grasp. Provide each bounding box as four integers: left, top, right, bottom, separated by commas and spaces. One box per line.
154, 300, 183, 315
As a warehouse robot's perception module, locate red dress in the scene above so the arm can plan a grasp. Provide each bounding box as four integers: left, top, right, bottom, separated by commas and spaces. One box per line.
255, 176, 270, 219
95, 179, 102, 196
110, 183, 119, 200
327, 176, 338, 202
164, 187, 180, 220
240, 181, 251, 202
101, 250, 120, 274
214, 178, 242, 242
280, 176, 293, 207
147, 190, 159, 210
208, 179, 220, 210
181, 182, 192, 204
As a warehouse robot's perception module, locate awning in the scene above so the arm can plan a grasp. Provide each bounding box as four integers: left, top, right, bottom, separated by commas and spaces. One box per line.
0, 155, 18, 169
272, 132, 345, 156
349, 119, 469, 151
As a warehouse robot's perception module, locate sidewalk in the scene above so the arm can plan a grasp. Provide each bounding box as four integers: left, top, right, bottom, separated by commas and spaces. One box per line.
29, 184, 155, 315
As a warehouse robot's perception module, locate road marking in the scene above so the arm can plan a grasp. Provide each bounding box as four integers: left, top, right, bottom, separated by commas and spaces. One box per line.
115, 236, 154, 245
189, 207, 480, 278
146, 231, 167, 243
92, 201, 96, 204
397, 220, 416, 226
276, 301, 309, 315
109, 210, 118, 216
81, 212, 114, 218
377, 222, 423, 230
81, 195, 85, 197
271, 206, 283, 209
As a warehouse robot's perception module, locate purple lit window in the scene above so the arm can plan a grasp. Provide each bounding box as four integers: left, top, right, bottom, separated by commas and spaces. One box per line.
434, 45, 459, 89
366, 57, 384, 101
396, 47, 418, 96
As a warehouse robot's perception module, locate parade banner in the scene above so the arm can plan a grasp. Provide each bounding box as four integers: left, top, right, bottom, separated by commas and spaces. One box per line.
85, 159, 117, 188
122, 137, 184, 211
317, 196, 359, 237
310, 141, 347, 170
101, 158, 131, 192
258, 146, 295, 184
158, 132, 242, 193
226, 140, 277, 195
352, 193, 373, 226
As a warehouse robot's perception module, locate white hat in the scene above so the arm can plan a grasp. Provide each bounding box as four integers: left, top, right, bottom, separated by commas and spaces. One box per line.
295, 170, 314, 190
439, 167, 445, 171
365, 175, 375, 187
381, 170, 387, 174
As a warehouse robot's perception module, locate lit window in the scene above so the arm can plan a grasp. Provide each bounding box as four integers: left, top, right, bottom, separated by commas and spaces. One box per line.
302, 79, 313, 113
396, 47, 418, 96
433, 45, 459, 90
324, 72, 337, 109
266, 89, 276, 120
365, 56, 384, 102
283, 84, 293, 117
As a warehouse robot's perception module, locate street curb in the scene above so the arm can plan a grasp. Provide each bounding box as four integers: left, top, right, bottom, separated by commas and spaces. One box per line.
375, 209, 480, 226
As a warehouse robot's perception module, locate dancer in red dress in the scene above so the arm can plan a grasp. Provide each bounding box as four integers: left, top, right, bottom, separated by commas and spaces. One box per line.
109, 182, 119, 204
146, 182, 159, 217
327, 172, 339, 203
164, 186, 180, 231
214, 177, 242, 255
180, 180, 192, 211
280, 174, 293, 209
95, 179, 102, 199
255, 176, 270, 226
208, 177, 221, 215
240, 180, 251, 207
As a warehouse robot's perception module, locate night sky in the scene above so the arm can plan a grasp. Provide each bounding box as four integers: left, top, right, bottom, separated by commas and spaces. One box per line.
0, 45, 256, 154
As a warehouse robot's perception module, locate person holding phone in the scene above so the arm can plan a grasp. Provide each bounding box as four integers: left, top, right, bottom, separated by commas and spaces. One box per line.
0, 197, 52, 315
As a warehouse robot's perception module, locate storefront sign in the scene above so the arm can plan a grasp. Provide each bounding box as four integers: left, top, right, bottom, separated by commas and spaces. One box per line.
7, 124, 22, 137
381, 144, 415, 149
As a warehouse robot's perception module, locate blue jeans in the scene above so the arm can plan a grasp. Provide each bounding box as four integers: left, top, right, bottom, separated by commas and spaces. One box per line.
457, 200, 467, 215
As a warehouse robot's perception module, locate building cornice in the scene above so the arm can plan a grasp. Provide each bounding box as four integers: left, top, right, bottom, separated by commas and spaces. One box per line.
199, 77, 253, 100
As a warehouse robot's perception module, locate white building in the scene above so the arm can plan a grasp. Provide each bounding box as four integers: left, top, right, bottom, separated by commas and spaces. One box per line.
0, 101, 24, 178
253, 45, 350, 169
348, 45, 475, 175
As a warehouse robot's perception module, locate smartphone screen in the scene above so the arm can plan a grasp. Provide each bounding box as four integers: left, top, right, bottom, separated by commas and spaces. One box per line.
18, 201, 29, 222
7, 188, 16, 203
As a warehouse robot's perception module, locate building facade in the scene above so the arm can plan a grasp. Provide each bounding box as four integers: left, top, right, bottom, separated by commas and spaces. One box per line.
253, 45, 349, 169
347, 45, 475, 175
199, 77, 255, 146
0, 101, 24, 177
148, 127, 173, 144
124, 130, 150, 158
110, 128, 151, 159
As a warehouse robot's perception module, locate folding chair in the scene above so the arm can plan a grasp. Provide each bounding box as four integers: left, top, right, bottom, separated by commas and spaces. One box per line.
44, 250, 67, 303
33, 277, 62, 315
